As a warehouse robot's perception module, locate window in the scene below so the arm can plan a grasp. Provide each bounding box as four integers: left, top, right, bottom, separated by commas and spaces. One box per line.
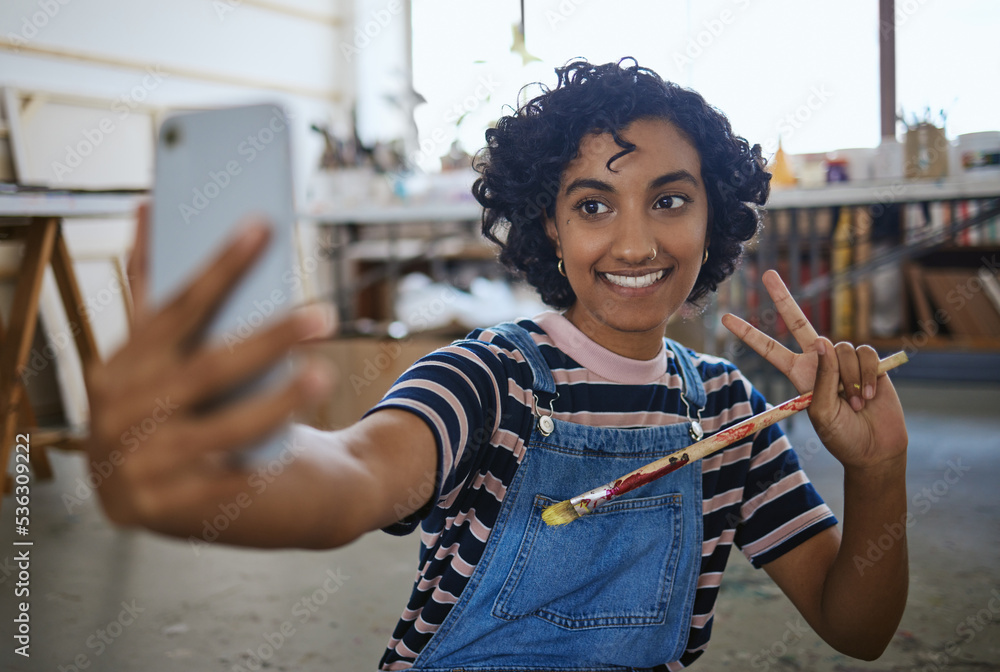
408, 0, 999, 169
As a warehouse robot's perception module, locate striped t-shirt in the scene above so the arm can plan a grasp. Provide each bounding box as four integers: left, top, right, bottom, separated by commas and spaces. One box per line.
370, 312, 837, 670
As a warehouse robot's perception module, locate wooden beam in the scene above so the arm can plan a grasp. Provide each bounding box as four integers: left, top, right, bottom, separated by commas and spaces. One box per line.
0, 218, 57, 497
50, 224, 103, 368
879, 0, 897, 138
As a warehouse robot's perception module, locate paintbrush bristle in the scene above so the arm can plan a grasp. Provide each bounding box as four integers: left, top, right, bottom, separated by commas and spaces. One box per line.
541, 500, 579, 526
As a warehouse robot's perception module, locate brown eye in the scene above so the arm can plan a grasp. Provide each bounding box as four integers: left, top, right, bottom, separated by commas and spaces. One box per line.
655, 195, 688, 210
578, 200, 609, 215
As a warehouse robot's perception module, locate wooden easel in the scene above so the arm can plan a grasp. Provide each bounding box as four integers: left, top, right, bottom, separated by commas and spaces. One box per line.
0, 215, 103, 505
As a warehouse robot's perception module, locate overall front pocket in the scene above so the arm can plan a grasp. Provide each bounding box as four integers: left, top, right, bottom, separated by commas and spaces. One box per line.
492, 492, 685, 630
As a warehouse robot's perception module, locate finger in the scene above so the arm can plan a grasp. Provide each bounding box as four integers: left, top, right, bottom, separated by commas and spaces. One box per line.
762, 270, 820, 352
808, 337, 842, 440
127, 202, 150, 327
125, 361, 331, 482
722, 313, 797, 375
121, 419, 235, 487
834, 341, 864, 411
102, 221, 272, 407
101, 297, 330, 435
141, 219, 271, 354
107, 308, 333, 440
179, 308, 335, 410
189, 359, 331, 460
857, 345, 880, 401
291, 302, 338, 343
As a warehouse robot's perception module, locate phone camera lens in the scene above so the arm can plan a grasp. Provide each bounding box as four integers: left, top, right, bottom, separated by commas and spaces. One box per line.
163, 125, 181, 147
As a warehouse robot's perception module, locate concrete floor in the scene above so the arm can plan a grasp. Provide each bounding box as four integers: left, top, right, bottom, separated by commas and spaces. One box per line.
1, 380, 999, 671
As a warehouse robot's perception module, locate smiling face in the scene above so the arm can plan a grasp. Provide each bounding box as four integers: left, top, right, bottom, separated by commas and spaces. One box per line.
544, 117, 710, 359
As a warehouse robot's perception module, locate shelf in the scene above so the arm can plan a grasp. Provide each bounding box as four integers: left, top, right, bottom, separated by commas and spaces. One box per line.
301, 176, 1000, 223
867, 345, 1000, 384
0, 189, 146, 218
767, 175, 1000, 209
7, 177, 992, 222
343, 236, 495, 262
303, 199, 482, 225
868, 336, 1000, 352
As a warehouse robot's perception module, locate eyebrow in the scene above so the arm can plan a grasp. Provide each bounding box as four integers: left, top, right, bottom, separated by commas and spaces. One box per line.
648, 170, 699, 189
563, 170, 700, 198
564, 178, 616, 197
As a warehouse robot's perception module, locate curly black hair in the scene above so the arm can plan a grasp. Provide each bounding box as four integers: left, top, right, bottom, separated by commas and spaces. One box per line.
472, 58, 771, 308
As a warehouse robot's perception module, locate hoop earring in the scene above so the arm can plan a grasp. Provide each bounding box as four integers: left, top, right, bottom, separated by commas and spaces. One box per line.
557, 259, 566, 277
649, 248, 657, 261
702, 248, 709, 265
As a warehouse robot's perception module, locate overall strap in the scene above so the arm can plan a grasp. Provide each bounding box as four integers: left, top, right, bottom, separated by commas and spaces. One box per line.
664, 337, 707, 409
487, 322, 557, 395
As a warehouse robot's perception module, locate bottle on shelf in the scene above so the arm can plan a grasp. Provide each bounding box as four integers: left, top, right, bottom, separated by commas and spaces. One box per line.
831, 207, 854, 341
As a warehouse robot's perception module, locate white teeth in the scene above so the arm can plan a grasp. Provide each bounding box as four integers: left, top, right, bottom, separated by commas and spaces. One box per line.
603, 270, 665, 289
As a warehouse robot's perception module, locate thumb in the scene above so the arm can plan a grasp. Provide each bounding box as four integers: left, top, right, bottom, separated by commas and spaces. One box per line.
808, 337, 841, 430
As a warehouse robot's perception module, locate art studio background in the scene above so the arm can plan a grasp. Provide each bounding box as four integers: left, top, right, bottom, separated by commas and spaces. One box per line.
0, 1, 998, 670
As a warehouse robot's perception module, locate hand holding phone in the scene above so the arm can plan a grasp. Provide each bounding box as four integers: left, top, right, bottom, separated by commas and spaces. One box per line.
149, 104, 301, 465
82, 200, 332, 534
80, 103, 335, 539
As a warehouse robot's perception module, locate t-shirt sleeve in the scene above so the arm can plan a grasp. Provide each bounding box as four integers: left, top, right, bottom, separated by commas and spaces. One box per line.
363, 335, 523, 535
731, 374, 839, 568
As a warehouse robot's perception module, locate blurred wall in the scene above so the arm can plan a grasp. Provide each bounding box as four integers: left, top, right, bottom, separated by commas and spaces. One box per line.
0, 0, 355, 427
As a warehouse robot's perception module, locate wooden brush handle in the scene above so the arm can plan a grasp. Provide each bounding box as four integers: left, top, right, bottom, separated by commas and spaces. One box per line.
566, 351, 908, 518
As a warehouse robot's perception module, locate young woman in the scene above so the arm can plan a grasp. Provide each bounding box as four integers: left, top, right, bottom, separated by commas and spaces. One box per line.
85, 59, 908, 670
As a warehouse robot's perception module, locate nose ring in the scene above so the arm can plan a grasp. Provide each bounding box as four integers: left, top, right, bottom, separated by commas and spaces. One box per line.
649, 248, 657, 261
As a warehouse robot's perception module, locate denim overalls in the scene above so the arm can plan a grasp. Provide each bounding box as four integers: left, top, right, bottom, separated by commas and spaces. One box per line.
410, 323, 706, 671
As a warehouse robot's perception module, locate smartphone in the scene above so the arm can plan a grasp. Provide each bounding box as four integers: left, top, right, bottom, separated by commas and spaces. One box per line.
149, 103, 297, 466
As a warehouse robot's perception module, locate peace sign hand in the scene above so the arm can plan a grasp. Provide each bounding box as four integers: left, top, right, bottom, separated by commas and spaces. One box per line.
721, 270, 907, 471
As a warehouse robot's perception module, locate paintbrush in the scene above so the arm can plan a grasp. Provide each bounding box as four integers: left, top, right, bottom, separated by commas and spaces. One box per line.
541, 351, 909, 527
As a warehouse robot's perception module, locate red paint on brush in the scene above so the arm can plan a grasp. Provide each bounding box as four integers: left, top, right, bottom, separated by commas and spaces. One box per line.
597, 391, 816, 504
607, 454, 691, 498
781, 392, 813, 413
713, 422, 756, 444
713, 392, 814, 444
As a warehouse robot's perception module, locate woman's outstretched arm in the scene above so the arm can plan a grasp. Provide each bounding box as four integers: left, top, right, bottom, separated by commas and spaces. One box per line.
84, 205, 438, 549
